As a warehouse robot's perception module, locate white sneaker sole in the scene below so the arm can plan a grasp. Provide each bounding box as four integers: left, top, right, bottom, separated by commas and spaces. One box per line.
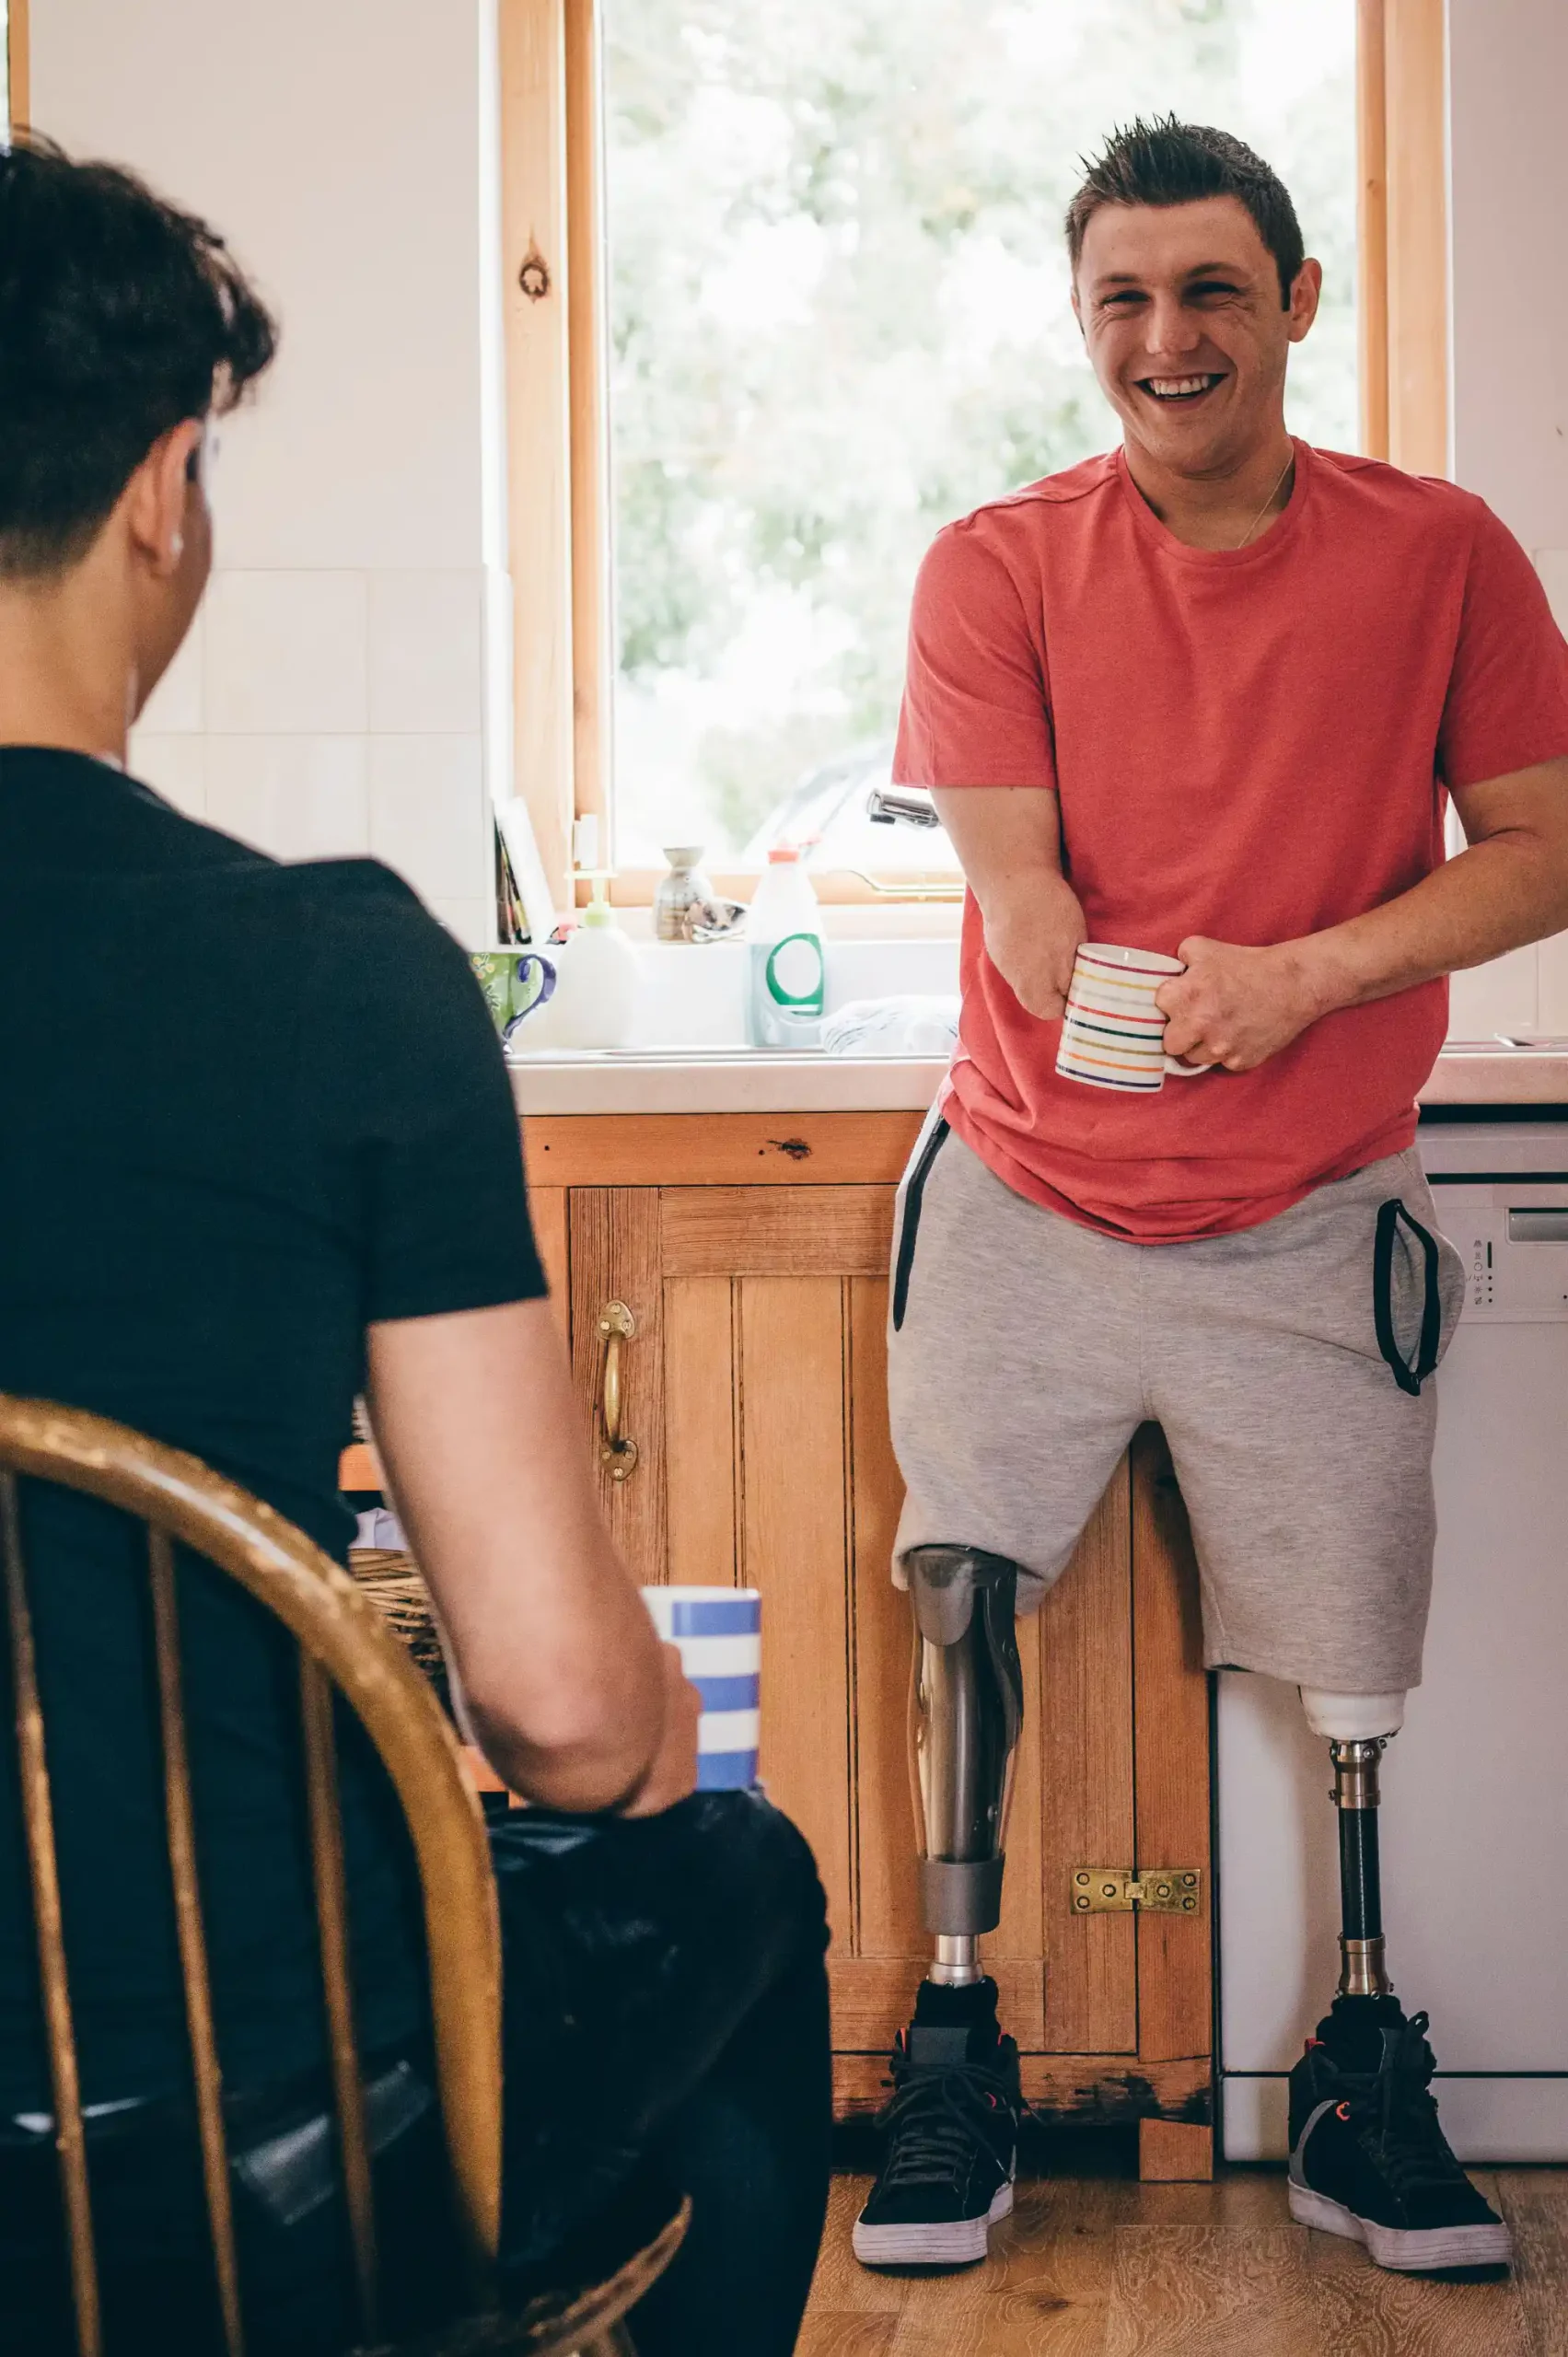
853, 2176, 1014, 2268
1289, 2181, 1513, 2271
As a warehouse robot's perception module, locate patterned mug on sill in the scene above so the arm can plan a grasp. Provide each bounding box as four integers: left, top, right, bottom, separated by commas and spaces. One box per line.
470, 951, 557, 1038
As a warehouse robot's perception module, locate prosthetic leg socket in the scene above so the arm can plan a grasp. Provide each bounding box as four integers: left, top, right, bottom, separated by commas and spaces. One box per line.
904, 1546, 1025, 1980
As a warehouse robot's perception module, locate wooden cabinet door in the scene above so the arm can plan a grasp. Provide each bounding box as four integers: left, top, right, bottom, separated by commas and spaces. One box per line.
563, 1180, 1208, 2139
568, 1184, 888, 1944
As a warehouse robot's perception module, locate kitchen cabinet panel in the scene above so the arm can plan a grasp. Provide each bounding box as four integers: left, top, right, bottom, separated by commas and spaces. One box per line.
660, 1185, 891, 1276
527, 1110, 920, 1188
662, 1276, 738, 1585
846, 1273, 914, 1962
1132, 1429, 1214, 2071
529, 1183, 569, 1327
1039, 1462, 1137, 2057
568, 1187, 666, 1582
738, 1275, 854, 1938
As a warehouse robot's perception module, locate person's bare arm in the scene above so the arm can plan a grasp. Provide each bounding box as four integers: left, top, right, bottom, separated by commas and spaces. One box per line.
1157, 757, 1568, 1071
932, 785, 1086, 1018
366, 1297, 698, 1815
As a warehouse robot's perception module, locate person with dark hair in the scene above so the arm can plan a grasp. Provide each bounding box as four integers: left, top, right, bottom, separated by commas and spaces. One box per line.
0, 137, 277, 578
0, 134, 830, 2356
855, 115, 1568, 2278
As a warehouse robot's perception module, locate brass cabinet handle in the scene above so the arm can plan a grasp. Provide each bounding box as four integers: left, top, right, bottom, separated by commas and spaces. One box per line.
598, 1301, 639, 1481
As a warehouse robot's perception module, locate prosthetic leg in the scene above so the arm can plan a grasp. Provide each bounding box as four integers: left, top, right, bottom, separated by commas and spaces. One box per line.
1286, 1687, 1513, 2267
904, 1545, 1025, 1985
852, 1544, 1028, 2266
1299, 1688, 1407, 1997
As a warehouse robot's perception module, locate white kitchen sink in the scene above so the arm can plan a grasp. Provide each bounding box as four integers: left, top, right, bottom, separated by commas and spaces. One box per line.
506, 935, 960, 1057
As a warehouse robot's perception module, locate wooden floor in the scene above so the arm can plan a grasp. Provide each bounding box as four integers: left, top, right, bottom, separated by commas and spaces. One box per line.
801, 2140, 1568, 2355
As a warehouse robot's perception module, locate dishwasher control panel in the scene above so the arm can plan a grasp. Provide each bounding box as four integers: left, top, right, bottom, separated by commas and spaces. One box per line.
1429, 1182, 1568, 1321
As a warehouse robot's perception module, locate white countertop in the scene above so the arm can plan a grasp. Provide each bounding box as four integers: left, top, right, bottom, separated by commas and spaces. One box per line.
1422, 1046, 1568, 1103
510, 1045, 1568, 1118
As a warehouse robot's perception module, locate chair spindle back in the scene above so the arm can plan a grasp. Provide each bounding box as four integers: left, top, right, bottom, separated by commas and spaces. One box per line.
0, 1396, 504, 2357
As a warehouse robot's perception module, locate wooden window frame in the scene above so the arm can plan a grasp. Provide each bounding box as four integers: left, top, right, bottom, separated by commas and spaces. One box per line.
6, 0, 29, 133
1357, 0, 1448, 478
502, 0, 1449, 914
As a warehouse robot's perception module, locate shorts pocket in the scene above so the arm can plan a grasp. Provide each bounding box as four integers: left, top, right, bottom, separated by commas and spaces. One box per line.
1373, 1191, 1463, 1393
891, 1115, 949, 1332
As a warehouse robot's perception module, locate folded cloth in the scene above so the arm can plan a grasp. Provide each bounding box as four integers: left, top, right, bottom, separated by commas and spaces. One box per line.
821, 995, 959, 1058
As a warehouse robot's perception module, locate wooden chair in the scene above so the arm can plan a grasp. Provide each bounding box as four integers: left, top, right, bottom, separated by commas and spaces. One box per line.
0, 1394, 687, 2357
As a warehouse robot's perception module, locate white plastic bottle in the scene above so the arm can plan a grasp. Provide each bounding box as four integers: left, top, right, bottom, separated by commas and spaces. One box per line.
746, 848, 825, 1049
521, 880, 639, 1051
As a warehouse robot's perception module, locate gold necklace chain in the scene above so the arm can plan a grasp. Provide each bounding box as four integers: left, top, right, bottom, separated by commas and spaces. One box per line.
1234, 450, 1296, 550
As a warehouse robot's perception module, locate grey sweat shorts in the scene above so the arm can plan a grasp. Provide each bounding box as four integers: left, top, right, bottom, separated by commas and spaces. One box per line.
887, 1113, 1464, 1693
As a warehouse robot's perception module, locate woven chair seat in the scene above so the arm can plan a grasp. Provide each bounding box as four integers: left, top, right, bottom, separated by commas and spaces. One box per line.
349, 1547, 448, 1702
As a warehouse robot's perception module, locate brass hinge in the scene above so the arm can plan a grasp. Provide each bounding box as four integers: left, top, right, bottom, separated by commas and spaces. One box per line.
1071, 1868, 1202, 1916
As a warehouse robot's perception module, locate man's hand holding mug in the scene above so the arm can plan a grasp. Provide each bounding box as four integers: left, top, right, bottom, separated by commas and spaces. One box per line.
980, 867, 1330, 1077
1157, 935, 1332, 1073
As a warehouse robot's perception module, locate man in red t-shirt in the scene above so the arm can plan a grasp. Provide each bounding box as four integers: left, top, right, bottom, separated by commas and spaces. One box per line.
854, 118, 1568, 2278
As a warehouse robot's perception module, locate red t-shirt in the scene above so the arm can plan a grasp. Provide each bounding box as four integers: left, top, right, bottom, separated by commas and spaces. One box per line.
895, 441, 1568, 1241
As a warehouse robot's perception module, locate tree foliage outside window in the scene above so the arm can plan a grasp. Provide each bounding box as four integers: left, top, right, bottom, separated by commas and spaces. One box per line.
603, 0, 1356, 865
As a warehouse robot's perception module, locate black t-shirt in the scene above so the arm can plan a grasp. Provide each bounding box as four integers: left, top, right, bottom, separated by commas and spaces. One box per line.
0, 749, 545, 2111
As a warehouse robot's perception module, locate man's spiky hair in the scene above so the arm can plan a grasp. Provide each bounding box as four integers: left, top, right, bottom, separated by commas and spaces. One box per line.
1064, 115, 1305, 307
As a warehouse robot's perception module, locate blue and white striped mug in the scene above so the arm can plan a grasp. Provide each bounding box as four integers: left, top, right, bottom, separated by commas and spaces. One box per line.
641, 1585, 761, 1792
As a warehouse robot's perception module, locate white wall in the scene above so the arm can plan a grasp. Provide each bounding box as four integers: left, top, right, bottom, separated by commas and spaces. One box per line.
31, 0, 505, 947
1447, 0, 1568, 1040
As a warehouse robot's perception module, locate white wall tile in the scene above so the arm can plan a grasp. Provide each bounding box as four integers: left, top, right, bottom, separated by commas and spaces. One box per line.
428, 899, 492, 952
1536, 932, 1568, 1037
204, 571, 368, 735
33, 0, 490, 573
369, 736, 487, 904
369, 571, 484, 735
205, 736, 370, 861
129, 733, 208, 819
33, 0, 506, 923
1447, 946, 1539, 1040
1448, 2, 1568, 549
135, 609, 204, 734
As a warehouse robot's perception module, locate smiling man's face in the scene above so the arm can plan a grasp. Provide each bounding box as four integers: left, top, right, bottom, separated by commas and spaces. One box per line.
1073, 194, 1319, 479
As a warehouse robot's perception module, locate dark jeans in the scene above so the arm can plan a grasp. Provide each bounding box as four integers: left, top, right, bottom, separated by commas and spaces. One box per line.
0, 1791, 831, 2357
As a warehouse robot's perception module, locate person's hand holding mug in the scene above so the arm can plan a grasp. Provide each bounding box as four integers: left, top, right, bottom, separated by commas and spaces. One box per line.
1157, 935, 1331, 1073
981, 873, 1088, 1021
625, 1585, 763, 1813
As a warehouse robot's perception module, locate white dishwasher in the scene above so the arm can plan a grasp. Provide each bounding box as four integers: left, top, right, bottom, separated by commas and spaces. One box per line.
1219, 1118, 1568, 2163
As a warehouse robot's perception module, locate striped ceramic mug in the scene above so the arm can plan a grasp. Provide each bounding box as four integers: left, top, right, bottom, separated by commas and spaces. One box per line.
1055, 943, 1213, 1093
642, 1585, 761, 1791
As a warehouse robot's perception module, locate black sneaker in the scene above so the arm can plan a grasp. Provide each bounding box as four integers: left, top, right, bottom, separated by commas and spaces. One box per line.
1287, 1998, 1511, 2272
852, 1980, 1020, 2267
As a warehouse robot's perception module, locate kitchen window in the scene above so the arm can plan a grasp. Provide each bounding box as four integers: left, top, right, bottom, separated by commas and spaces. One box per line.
500, 0, 1446, 910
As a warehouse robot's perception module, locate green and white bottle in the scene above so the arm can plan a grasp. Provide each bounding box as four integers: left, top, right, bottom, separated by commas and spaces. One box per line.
745, 847, 825, 1049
